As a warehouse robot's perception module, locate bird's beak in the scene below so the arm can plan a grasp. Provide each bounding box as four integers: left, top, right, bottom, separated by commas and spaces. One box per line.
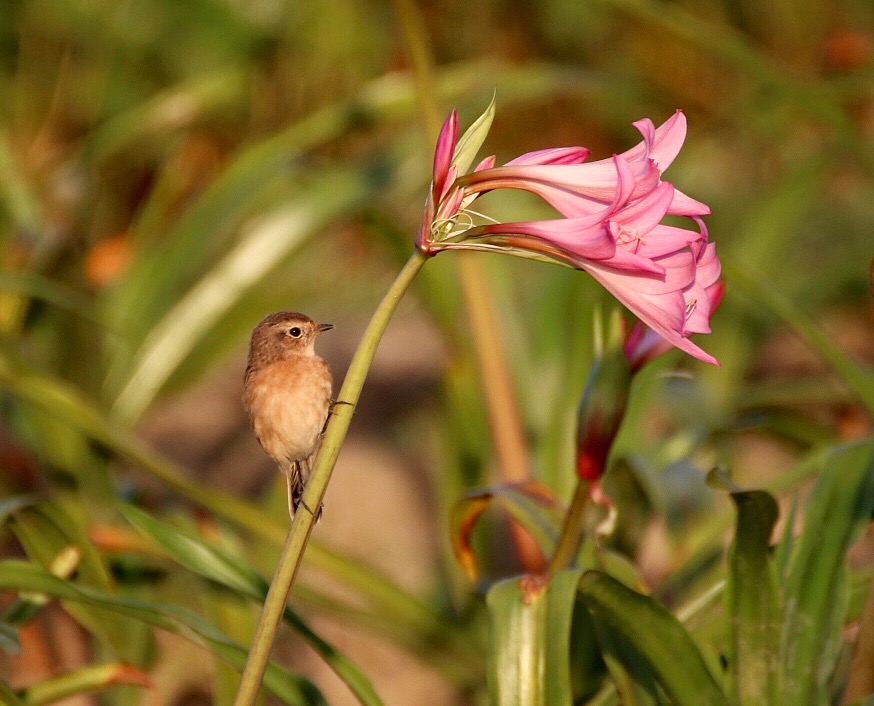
315, 323, 334, 334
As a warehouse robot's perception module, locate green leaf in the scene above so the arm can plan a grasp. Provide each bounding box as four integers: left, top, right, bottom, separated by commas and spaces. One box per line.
21, 663, 152, 706
726, 490, 779, 705
121, 505, 267, 599
578, 571, 729, 706
450, 482, 563, 580
109, 168, 372, 423
85, 70, 248, 160
0, 620, 20, 654
8, 502, 150, 663
0, 272, 102, 326
594, 620, 663, 706
780, 442, 874, 705
0, 678, 26, 706
0, 132, 42, 234
452, 94, 496, 175
773, 493, 798, 582
724, 260, 874, 415
0, 560, 325, 706
0, 496, 38, 528
0, 354, 471, 680
486, 570, 584, 706
120, 505, 384, 706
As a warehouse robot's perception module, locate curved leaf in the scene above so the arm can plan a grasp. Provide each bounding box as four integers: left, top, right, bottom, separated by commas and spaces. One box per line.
452, 94, 496, 175
110, 168, 372, 423
486, 569, 585, 706
120, 505, 384, 706
21, 663, 153, 706
726, 490, 779, 705
0, 561, 325, 706
780, 442, 874, 705
450, 482, 562, 580
0, 496, 38, 528
121, 505, 267, 599
0, 679, 26, 706
578, 570, 729, 706
9, 502, 149, 663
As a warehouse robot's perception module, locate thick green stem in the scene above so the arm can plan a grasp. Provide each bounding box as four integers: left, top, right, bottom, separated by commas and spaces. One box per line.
392, 0, 538, 571
547, 479, 591, 574
842, 552, 874, 704
233, 250, 428, 706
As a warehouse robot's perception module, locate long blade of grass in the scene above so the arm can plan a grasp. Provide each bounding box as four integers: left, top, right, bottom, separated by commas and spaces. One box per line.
9, 502, 149, 663
20, 663, 153, 706
0, 352, 475, 671
780, 442, 874, 705
110, 168, 370, 423
724, 259, 874, 415
579, 570, 729, 706
0, 560, 325, 706
121, 505, 384, 706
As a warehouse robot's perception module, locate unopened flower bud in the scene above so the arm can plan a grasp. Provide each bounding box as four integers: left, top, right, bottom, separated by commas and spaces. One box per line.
575, 346, 632, 481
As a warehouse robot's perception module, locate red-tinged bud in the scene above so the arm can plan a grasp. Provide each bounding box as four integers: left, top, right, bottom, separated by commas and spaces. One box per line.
575, 346, 632, 481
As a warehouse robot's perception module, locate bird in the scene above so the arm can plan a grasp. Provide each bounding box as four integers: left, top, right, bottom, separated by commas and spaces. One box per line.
243, 312, 334, 518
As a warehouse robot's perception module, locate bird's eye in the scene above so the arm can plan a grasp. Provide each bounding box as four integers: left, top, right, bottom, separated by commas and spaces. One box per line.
289, 327, 302, 338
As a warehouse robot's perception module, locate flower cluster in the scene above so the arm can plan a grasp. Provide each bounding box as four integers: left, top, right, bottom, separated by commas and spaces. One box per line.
417, 106, 721, 365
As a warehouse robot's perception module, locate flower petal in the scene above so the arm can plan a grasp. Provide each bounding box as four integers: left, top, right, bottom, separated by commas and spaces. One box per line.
476, 218, 616, 260
680, 244, 721, 334
432, 110, 458, 202
670, 188, 711, 217
612, 181, 674, 234
622, 110, 688, 171
586, 260, 719, 365
506, 146, 591, 166
461, 157, 661, 218
474, 155, 496, 172
630, 223, 705, 258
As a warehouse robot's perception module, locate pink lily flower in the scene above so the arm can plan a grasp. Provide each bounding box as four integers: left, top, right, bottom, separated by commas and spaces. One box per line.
416, 106, 720, 365
625, 277, 725, 371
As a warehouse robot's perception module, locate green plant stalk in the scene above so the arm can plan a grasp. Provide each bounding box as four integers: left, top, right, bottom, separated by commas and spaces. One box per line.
21, 663, 150, 706
392, 0, 531, 485
725, 259, 874, 416
392, 0, 538, 572
0, 352, 475, 673
842, 565, 874, 704
547, 478, 591, 574
233, 249, 428, 706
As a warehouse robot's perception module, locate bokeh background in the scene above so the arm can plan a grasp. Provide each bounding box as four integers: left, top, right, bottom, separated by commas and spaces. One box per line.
1, 0, 873, 704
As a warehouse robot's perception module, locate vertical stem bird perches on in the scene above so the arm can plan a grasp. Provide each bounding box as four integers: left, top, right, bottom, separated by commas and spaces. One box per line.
233, 250, 427, 706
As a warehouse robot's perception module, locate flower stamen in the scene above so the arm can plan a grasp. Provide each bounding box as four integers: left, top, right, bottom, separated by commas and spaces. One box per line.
615, 224, 643, 253
431, 208, 500, 242
685, 298, 698, 320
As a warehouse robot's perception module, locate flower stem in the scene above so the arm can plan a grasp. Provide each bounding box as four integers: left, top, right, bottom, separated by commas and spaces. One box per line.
233, 250, 428, 706
391, 0, 539, 570
547, 479, 591, 574
842, 550, 874, 704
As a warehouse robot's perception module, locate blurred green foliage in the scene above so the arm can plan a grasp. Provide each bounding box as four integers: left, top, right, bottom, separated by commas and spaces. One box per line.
0, 0, 872, 703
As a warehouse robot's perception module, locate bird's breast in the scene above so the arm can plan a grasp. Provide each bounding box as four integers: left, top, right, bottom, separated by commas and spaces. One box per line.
244, 355, 332, 465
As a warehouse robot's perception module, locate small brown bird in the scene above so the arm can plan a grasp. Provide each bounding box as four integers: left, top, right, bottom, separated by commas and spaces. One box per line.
243, 312, 334, 518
